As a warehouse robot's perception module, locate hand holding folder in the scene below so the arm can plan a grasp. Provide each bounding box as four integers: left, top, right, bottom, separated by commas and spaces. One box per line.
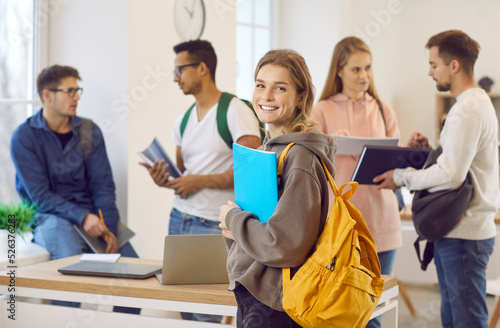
75, 216, 135, 254
351, 145, 430, 185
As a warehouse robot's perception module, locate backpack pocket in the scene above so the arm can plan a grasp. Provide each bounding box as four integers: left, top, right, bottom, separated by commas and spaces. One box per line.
282, 258, 331, 325
315, 265, 384, 327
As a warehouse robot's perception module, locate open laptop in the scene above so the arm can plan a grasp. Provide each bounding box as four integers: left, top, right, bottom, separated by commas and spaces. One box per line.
58, 261, 162, 279
156, 234, 229, 285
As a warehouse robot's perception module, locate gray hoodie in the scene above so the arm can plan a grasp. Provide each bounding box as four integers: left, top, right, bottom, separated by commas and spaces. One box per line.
224, 130, 337, 311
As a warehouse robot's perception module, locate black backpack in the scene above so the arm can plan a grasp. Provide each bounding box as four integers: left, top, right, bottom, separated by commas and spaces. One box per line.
411, 146, 474, 270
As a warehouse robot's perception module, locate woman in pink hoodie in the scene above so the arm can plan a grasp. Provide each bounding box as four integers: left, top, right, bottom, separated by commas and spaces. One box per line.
311, 36, 402, 328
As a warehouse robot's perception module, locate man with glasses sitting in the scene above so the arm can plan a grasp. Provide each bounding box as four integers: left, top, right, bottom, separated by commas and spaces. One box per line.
140, 40, 261, 323
10, 65, 138, 313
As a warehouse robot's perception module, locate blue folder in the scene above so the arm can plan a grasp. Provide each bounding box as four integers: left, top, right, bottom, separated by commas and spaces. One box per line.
233, 144, 278, 222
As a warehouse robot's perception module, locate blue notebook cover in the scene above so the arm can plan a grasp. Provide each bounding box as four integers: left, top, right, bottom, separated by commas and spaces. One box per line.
137, 138, 182, 179
233, 144, 278, 223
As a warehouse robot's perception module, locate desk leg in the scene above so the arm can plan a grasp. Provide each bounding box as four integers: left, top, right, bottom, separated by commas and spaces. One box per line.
398, 281, 417, 316
380, 300, 399, 328
489, 296, 500, 328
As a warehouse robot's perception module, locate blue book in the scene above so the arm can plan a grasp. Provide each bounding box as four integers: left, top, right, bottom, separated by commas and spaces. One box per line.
137, 138, 182, 179
233, 144, 278, 223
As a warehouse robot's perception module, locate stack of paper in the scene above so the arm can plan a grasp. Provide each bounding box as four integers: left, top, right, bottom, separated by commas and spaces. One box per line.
332, 135, 399, 155
79, 253, 121, 262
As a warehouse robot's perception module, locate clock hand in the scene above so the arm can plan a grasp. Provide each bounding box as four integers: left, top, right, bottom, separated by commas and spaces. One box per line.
184, 5, 193, 18
190, 0, 196, 15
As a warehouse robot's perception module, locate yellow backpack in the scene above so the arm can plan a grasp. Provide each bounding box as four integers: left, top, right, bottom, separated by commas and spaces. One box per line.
279, 143, 384, 328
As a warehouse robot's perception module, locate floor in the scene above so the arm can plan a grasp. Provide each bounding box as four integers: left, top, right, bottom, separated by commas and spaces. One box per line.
395, 282, 499, 328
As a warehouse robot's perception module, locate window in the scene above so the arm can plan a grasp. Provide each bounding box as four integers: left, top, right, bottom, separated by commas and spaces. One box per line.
0, 0, 43, 202
235, 0, 275, 100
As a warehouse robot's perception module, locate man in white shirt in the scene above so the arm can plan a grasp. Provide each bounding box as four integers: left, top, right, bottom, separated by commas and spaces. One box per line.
375, 30, 499, 328
140, 40, 261, 323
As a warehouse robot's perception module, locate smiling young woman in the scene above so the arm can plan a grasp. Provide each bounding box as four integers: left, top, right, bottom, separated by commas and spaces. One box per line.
219, 49, 337, 328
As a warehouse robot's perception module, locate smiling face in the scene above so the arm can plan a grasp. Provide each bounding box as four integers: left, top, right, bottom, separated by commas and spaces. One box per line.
252, 64, 302, 137
338, 51, 372, 100
428, 46, 452, 92
44, 76, 80, 118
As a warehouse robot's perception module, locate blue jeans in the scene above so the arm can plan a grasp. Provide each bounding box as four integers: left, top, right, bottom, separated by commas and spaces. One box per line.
169, 208, 223, 323
434, 237, 494, 328
365, 249, 397, 328
33, 213, 139, 314
169, 208, 222, 235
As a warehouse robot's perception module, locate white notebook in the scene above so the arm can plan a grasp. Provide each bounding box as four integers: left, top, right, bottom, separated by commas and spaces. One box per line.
79, 253, 121, 263
332, 135, 399, 155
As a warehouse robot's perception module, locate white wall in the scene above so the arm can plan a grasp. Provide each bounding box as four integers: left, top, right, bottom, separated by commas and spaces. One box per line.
47, 0, 130, 220
276, 0, 340, 102
127, 0, 238, 259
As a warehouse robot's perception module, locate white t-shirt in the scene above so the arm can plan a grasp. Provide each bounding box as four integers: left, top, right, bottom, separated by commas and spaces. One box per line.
171, 97, 261, 221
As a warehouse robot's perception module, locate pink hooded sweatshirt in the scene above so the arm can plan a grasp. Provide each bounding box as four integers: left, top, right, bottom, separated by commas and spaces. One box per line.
311, 92, 402, 252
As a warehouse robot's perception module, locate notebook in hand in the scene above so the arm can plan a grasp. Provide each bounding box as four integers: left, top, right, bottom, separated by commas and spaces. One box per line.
138, 137, 182, 179
352, 145, 430, 185
74, 221, 135, 254
156, 234, 229, 285
58, 261, 162, 279
233, 143, 278, 222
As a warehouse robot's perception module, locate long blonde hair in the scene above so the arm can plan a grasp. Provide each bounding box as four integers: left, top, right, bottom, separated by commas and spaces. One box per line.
254, 49, 317, 133
319, 37, 379, 101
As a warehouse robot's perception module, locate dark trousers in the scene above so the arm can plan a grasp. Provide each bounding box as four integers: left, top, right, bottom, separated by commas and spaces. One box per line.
233, 285, 301, 328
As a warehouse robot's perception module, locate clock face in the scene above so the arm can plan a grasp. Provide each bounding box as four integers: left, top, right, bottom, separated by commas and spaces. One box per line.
175, 0, 206, 41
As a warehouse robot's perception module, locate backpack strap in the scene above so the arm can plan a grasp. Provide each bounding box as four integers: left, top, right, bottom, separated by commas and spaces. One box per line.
216, 92, 236, 148
375, 98, 386, 129
414, 237, 434, 271
180, 92, 264, 149
179, 92, 236, 149
277, 143, 295, 191
180, 103, 196, 138
79, 117, 93, 183
79, 117, 93, 166
241, 98, 266, 141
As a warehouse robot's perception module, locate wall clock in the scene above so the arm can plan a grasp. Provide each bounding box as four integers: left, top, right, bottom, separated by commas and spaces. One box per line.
174, 0, 206, 41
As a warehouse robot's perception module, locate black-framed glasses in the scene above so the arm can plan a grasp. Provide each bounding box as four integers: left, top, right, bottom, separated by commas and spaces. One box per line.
173, 63, 200, 77
49, 88, 83, 97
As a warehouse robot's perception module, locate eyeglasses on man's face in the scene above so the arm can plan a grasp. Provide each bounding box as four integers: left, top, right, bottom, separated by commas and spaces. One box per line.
173, 63, 200, 77
49, 88, 84, 97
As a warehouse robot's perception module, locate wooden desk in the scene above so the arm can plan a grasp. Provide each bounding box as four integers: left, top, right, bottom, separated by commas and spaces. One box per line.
0, 256, 398, 327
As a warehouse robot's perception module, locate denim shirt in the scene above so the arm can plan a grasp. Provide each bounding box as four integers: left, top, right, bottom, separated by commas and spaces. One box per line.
10, 108, 119, 234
